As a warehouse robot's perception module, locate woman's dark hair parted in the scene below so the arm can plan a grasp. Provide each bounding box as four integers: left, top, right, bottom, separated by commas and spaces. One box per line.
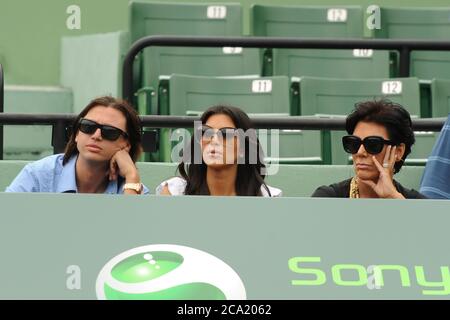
63, 96, 143, 164
177, 105, 271, 196
346, 99, 415, 173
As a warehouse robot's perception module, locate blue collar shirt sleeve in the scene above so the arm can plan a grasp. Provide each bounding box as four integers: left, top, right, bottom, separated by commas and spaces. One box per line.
6, 154, 150, 195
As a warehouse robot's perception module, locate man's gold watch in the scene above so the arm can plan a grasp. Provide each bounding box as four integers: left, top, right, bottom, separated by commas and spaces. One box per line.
123, 183, 143, 193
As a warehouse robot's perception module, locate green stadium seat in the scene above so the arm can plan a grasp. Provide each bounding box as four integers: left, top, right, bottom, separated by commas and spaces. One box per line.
296, 76, 421, 117
129, 1, 260, 96
141, 47, 261, 105
294, 76, 421, 165
130, 1, 242, 42
156, 74, 326, 163
160, 74, 290, 116
251, 5, 364, 37
261, 130, 325, 165
61, 31, 128, 114
375, 7, 450, 81
0, 160, 30, 191
374, 7, 450, 39
431, 78, 450, 117
410, 52, 450, 81
3, 86, 73, 160
272, 49, 392, 79
0, 160, 425, 197
250, 4, 390, 78
406, 131, 439, 166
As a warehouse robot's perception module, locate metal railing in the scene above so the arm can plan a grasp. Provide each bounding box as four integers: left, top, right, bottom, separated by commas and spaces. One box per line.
122, 35, 450, 102
0, 64, 3, 160
0, 113, 445, 155
3, 37, 450, 157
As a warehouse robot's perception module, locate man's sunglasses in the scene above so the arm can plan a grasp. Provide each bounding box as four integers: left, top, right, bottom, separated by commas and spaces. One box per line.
200, 125, 238, 141
342, 135, 396, 155
78, 118, 128, 141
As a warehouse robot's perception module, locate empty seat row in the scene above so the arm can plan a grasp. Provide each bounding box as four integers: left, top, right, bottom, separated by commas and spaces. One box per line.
3, 77, 445, 164
130, 2, 450, 94
143, 74, 447, 165
60, 2, 450, 113
152, 75, 450, 119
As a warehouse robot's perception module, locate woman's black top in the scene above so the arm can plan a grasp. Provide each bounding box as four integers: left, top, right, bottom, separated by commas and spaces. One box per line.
312, 178, 427, 199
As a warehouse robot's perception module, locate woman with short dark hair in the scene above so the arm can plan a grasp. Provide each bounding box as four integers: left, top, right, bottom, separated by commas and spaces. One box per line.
312, 99, 426, 199
156, 105, 282, 196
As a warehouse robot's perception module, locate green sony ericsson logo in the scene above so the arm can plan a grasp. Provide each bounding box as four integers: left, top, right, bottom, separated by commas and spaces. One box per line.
96, 244, 246, 300
289, 257, 450, 296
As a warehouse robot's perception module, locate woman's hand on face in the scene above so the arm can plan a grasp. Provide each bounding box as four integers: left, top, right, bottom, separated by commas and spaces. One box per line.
358, 145, 405, 199
108, 147, 140, 183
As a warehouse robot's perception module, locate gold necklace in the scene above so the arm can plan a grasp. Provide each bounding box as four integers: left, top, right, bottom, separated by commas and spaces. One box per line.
349, 177, 360, 198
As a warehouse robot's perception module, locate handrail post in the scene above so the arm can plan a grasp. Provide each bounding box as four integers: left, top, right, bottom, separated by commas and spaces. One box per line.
399, 47, 411, 77
51, 120, 67, 154
0, 64, 4, 160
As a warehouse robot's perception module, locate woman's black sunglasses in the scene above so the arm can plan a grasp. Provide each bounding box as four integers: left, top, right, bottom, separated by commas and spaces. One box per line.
200, 125, 238, 141
78, 118, 128, 141
342, 135, 396, 155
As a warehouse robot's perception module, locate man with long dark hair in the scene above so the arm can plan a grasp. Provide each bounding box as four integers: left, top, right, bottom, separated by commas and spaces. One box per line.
6, 96, 148, 194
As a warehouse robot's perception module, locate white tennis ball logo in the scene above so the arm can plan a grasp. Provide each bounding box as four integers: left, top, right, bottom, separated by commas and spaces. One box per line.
96, 244, 246, 300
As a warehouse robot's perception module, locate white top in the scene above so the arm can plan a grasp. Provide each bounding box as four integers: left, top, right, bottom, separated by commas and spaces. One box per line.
156, 176, 282, 197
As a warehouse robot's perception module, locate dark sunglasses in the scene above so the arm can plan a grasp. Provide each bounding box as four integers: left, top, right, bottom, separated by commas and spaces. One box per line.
342, 135, 396, 155
200, 125, 238, 141
78, 118, 128, 141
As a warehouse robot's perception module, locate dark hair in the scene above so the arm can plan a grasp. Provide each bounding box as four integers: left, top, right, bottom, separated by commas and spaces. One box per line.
63, 96, 142, 164
177, 105, 271, 196
345, 99, 415, 173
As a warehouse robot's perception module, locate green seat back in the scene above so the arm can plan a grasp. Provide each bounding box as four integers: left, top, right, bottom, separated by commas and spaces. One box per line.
431, 79, 450, 117
61, 32, 128, 114
251, 5, 364, 37
129, 1, 260, 93
259, 129, 326, 165
251, 5, 378, 78
406, 132, 439, 166
0, 160, 31, 191
273, 49, 391, 79
297, 76, 420, 164
3, 86, 73, 160
142, 47, 261, 101
130, 1, 242, 42
162, 74, 290, 116
375, 7, 450, 81
298, 76, 421, 117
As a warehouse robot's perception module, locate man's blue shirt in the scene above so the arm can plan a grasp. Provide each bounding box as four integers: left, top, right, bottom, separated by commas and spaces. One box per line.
420, 115, 450, 199
5, 154, 149, 194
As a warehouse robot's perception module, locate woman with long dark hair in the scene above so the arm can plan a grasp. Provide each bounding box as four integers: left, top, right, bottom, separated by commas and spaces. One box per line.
156, 105, 282, 196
